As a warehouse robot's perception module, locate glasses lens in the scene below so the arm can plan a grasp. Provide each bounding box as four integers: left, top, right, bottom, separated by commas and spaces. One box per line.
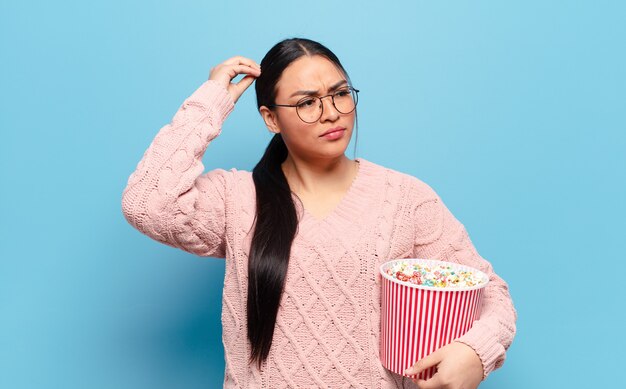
333, 88, 357, 114
296, 97, 321, 123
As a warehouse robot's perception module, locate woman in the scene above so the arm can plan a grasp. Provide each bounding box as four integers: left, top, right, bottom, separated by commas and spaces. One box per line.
121, 38, 516, 388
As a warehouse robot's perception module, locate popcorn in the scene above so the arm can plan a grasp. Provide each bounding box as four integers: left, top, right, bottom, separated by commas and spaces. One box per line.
385, 261, 483, 288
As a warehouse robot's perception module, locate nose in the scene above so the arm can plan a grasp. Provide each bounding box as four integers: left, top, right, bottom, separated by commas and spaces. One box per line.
319, 95, 339, 122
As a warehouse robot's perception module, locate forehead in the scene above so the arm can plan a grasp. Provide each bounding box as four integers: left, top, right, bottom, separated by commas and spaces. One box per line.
275, 55, 346, 96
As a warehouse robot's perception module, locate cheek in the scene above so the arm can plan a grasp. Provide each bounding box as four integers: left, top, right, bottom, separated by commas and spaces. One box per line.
276, 111, 299, 131
277, 114, 311, 140
280, 122, 309, 149
281, 125, 313, 148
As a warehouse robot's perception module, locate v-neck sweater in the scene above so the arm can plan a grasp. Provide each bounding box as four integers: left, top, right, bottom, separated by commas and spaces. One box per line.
121, 80, 517, 388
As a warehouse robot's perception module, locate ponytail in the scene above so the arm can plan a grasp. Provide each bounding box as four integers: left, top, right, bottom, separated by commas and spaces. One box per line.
247, 133, 298, 367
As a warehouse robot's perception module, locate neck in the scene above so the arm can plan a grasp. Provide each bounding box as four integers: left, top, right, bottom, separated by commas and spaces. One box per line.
281, 155, 359, 195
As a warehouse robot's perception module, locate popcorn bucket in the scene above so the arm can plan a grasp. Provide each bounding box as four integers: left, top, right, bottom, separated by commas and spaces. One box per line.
379, 259, 489, 380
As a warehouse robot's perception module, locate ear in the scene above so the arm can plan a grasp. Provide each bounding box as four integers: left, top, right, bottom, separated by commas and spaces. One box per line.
259, 106, 281, 134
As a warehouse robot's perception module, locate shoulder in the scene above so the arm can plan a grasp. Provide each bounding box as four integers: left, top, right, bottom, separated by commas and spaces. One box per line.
199, 167, 254, 198
359, 159, 447, 241
230, 167, 253, 183
358, 158, 439, 203
204, 166, 252, 181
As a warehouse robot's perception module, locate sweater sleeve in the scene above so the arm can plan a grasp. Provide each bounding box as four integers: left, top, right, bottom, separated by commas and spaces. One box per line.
121, 80, 235, 258
411, 182, 517, 380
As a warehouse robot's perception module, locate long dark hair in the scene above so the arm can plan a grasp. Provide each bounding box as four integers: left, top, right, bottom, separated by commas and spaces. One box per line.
247, 38, 351, 367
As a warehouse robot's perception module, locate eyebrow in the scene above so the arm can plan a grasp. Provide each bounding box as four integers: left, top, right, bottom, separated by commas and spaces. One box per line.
289, 79, 348, 98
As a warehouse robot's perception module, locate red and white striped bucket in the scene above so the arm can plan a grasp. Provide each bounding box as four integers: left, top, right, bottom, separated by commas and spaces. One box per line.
380, 259, 488, 380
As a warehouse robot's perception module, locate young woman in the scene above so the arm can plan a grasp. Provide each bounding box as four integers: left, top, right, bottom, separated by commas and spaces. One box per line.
121, 38, 516, 388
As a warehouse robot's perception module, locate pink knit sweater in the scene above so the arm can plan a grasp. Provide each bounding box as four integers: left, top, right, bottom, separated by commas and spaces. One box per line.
121, 80, 516, 388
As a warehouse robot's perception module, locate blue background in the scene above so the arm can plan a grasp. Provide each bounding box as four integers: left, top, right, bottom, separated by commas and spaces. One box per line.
1, 1, 624, 388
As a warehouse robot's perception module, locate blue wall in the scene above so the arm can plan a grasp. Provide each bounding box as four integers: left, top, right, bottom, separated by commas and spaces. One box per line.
1, 1, 624, 388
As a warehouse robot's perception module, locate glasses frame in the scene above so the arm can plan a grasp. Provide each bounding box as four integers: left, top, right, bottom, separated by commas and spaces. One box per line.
269, 86, 360, 124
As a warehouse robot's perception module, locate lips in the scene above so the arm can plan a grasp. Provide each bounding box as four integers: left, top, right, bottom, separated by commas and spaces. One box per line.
319, 126, 346, 137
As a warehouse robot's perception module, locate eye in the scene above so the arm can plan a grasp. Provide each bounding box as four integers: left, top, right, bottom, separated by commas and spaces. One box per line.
296, 98, 317, 109
335, 88, 352, 97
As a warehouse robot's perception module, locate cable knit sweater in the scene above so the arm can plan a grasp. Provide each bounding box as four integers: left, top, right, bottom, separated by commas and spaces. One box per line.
121, 80, 516, 388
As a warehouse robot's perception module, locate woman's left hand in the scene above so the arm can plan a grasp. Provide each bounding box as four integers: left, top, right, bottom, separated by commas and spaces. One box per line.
404, 341, 484, 389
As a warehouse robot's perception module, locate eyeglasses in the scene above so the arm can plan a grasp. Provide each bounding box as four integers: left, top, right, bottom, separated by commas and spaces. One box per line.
269, 86, 359, 123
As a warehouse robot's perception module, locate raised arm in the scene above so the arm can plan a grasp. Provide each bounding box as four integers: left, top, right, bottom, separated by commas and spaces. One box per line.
405, 180, 517, 386
121, 57, 261, 257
